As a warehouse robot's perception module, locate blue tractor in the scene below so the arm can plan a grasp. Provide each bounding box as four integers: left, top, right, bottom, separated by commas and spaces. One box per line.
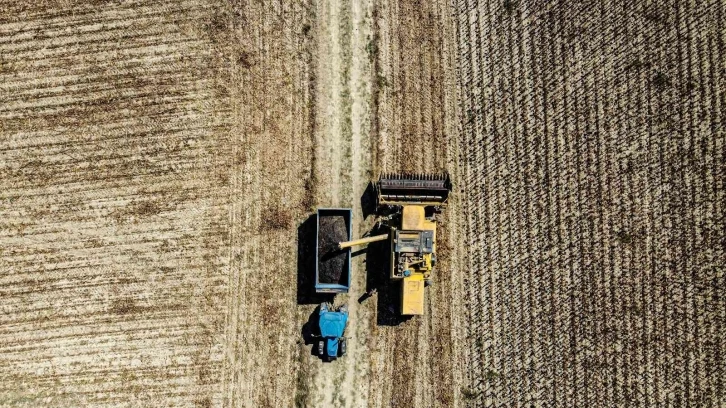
316, 303, 348, 361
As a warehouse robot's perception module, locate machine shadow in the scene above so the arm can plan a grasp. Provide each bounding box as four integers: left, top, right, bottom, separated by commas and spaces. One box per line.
297, 214, 334, 305
300, 305, 325, 358
360, 181, 377, 220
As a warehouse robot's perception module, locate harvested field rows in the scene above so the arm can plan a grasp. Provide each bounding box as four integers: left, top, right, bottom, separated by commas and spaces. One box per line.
0, 1, 232, 406
1, 0, 724, 407
455, 0, 726, 406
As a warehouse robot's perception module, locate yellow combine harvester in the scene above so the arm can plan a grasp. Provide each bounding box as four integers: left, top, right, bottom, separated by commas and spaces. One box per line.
339, 173, 451, 315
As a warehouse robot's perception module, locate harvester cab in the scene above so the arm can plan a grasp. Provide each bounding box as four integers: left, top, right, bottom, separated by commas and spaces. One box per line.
316, 303, 348, 361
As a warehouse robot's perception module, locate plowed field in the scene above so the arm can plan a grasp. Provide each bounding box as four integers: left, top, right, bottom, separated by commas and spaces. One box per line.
456, 1, 725, 407
0, 1, 723, 408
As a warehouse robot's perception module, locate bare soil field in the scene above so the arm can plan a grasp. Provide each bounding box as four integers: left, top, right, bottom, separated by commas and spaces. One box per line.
1, 1, 234, 406
0, 0, 723, 407
456, 0, 725, 407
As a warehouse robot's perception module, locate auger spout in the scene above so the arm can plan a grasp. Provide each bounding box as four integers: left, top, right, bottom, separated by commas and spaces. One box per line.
338, 233, 389, 249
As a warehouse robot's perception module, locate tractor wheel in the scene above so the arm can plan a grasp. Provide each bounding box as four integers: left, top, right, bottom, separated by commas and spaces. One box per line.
317, 340, 325, 356
339, 338, 347, 356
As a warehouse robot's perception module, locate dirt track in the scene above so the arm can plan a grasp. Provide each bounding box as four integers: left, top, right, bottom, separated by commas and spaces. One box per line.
1, 0, 724, 407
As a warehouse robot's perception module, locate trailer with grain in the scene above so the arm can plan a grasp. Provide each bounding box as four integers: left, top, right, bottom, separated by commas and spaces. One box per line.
315, 208, 352, 293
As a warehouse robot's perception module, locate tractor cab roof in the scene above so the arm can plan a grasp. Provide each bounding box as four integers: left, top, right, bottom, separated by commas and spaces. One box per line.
319, 310, 347, 338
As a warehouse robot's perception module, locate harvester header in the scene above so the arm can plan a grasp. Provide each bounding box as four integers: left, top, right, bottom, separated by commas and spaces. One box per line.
377, 172, 452, 207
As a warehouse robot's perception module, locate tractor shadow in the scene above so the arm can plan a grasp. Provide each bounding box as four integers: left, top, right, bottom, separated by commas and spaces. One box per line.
300, 305, 325, 359
358, 222, 412, 326
297, 214, 334, 305
301, 305, 340, 362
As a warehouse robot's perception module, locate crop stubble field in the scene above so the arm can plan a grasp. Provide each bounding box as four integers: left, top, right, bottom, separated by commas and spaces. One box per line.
456, 0, 725, 407
0, 0, 723, 408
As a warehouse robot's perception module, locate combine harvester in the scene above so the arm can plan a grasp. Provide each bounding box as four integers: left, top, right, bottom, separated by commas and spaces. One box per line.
338, 173, 451, 315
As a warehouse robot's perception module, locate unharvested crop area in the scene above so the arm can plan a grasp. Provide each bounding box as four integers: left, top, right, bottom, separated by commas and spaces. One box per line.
456, 1, 726, 407
0, 0, 723, 407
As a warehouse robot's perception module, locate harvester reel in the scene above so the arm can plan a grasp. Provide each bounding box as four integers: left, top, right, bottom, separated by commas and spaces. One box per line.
376, 172, 452, 207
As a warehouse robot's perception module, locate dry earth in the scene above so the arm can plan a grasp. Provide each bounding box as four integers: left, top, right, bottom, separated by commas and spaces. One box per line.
456, 1, 726, 407
0, 0, 724, 408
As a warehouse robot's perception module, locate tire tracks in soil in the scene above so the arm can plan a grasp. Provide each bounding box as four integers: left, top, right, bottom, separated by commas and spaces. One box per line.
292, 1, 375, 407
